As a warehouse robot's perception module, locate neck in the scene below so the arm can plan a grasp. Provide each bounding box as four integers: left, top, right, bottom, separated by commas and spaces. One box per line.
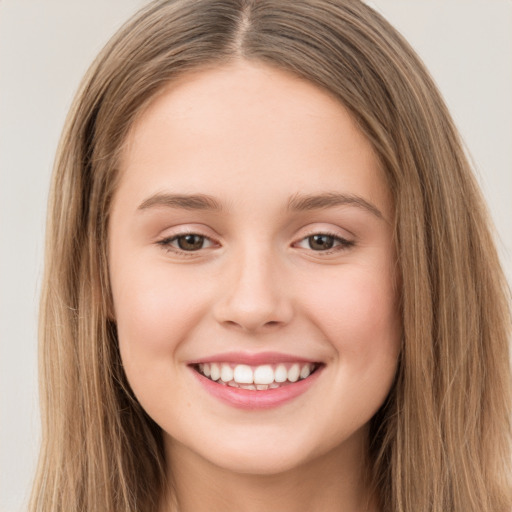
161, 429, 378, 512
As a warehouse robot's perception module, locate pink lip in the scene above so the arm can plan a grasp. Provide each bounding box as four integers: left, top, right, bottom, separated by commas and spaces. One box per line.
189, 364, 324, 410
187, 351, 319, 366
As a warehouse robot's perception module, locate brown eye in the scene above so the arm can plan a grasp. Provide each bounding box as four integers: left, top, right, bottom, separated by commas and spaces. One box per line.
176, 234, 206, 251
293, 232, 354, 253
157, 232, 216, 254
307, 234, 335, 250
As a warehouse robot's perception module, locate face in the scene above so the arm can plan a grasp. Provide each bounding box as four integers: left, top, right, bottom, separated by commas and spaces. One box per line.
109, 61, 401, 475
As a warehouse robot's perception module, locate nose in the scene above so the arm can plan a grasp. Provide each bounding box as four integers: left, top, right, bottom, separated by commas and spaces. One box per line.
213, 246, 294, 333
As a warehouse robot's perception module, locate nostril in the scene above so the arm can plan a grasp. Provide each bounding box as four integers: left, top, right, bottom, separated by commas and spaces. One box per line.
220, 317, 286, 332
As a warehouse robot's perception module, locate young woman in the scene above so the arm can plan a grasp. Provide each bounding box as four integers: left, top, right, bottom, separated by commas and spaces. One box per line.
30, 1, 512, 511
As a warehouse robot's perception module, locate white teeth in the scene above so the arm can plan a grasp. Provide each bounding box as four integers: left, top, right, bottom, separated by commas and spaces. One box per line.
253, 365, 274, 385
300, 364, 311, 379
233, 364, 254, 384
274, 364, 288, 383
197, 362, 318, 388
210, 363, 220, 381
220, 364, 234, 382
287, 363, 300, 382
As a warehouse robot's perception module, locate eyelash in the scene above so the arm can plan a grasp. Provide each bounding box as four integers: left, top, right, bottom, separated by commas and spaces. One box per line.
294, 231, 355, 254
156, 232, 217, 256
156, 231, 354, 256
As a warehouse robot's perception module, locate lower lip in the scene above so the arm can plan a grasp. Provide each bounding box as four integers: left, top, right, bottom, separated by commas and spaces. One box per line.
189, 365, 324, 410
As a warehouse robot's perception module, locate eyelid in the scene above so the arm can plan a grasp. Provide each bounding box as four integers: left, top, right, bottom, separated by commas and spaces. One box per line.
154, 224, 355, 256
154, 223, 219, 243
292, 228, 355, 254
155, 227, 220, 255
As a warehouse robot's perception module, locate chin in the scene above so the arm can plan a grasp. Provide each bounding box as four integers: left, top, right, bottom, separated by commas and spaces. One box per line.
207, 447, 313, 476
166, 426, 322, 476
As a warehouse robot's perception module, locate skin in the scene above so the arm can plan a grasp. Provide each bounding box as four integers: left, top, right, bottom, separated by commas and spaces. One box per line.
109, 60, 401, 512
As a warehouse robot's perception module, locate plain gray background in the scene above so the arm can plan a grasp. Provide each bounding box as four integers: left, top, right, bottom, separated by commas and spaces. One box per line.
1, 1, 511, 511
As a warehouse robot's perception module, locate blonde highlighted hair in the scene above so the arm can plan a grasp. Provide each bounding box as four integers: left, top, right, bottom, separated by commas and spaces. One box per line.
31, 1, 512, 511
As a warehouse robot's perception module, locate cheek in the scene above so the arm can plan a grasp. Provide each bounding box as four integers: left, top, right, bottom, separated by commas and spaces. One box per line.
301, 266, 401, 363
110, 262, 211, 420
111, 261, 205, 372
293, 266, 400, 442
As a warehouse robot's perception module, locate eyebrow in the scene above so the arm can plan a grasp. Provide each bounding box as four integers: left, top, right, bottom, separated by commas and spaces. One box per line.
138, 193, 223, 212
137, 191, 384, 219
287, 192, 384, 219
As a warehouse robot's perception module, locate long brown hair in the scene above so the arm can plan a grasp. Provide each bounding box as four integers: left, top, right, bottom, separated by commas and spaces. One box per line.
31, 1, 512, 510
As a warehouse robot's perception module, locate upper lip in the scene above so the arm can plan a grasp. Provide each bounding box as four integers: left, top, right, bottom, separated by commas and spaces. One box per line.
187, 351, 321, 366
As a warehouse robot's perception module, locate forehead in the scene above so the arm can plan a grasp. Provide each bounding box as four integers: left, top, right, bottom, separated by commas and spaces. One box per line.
117, 60, 391, 217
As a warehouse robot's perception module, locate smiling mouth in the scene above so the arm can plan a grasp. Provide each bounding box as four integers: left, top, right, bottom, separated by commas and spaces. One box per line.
191, 362, 322, 390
